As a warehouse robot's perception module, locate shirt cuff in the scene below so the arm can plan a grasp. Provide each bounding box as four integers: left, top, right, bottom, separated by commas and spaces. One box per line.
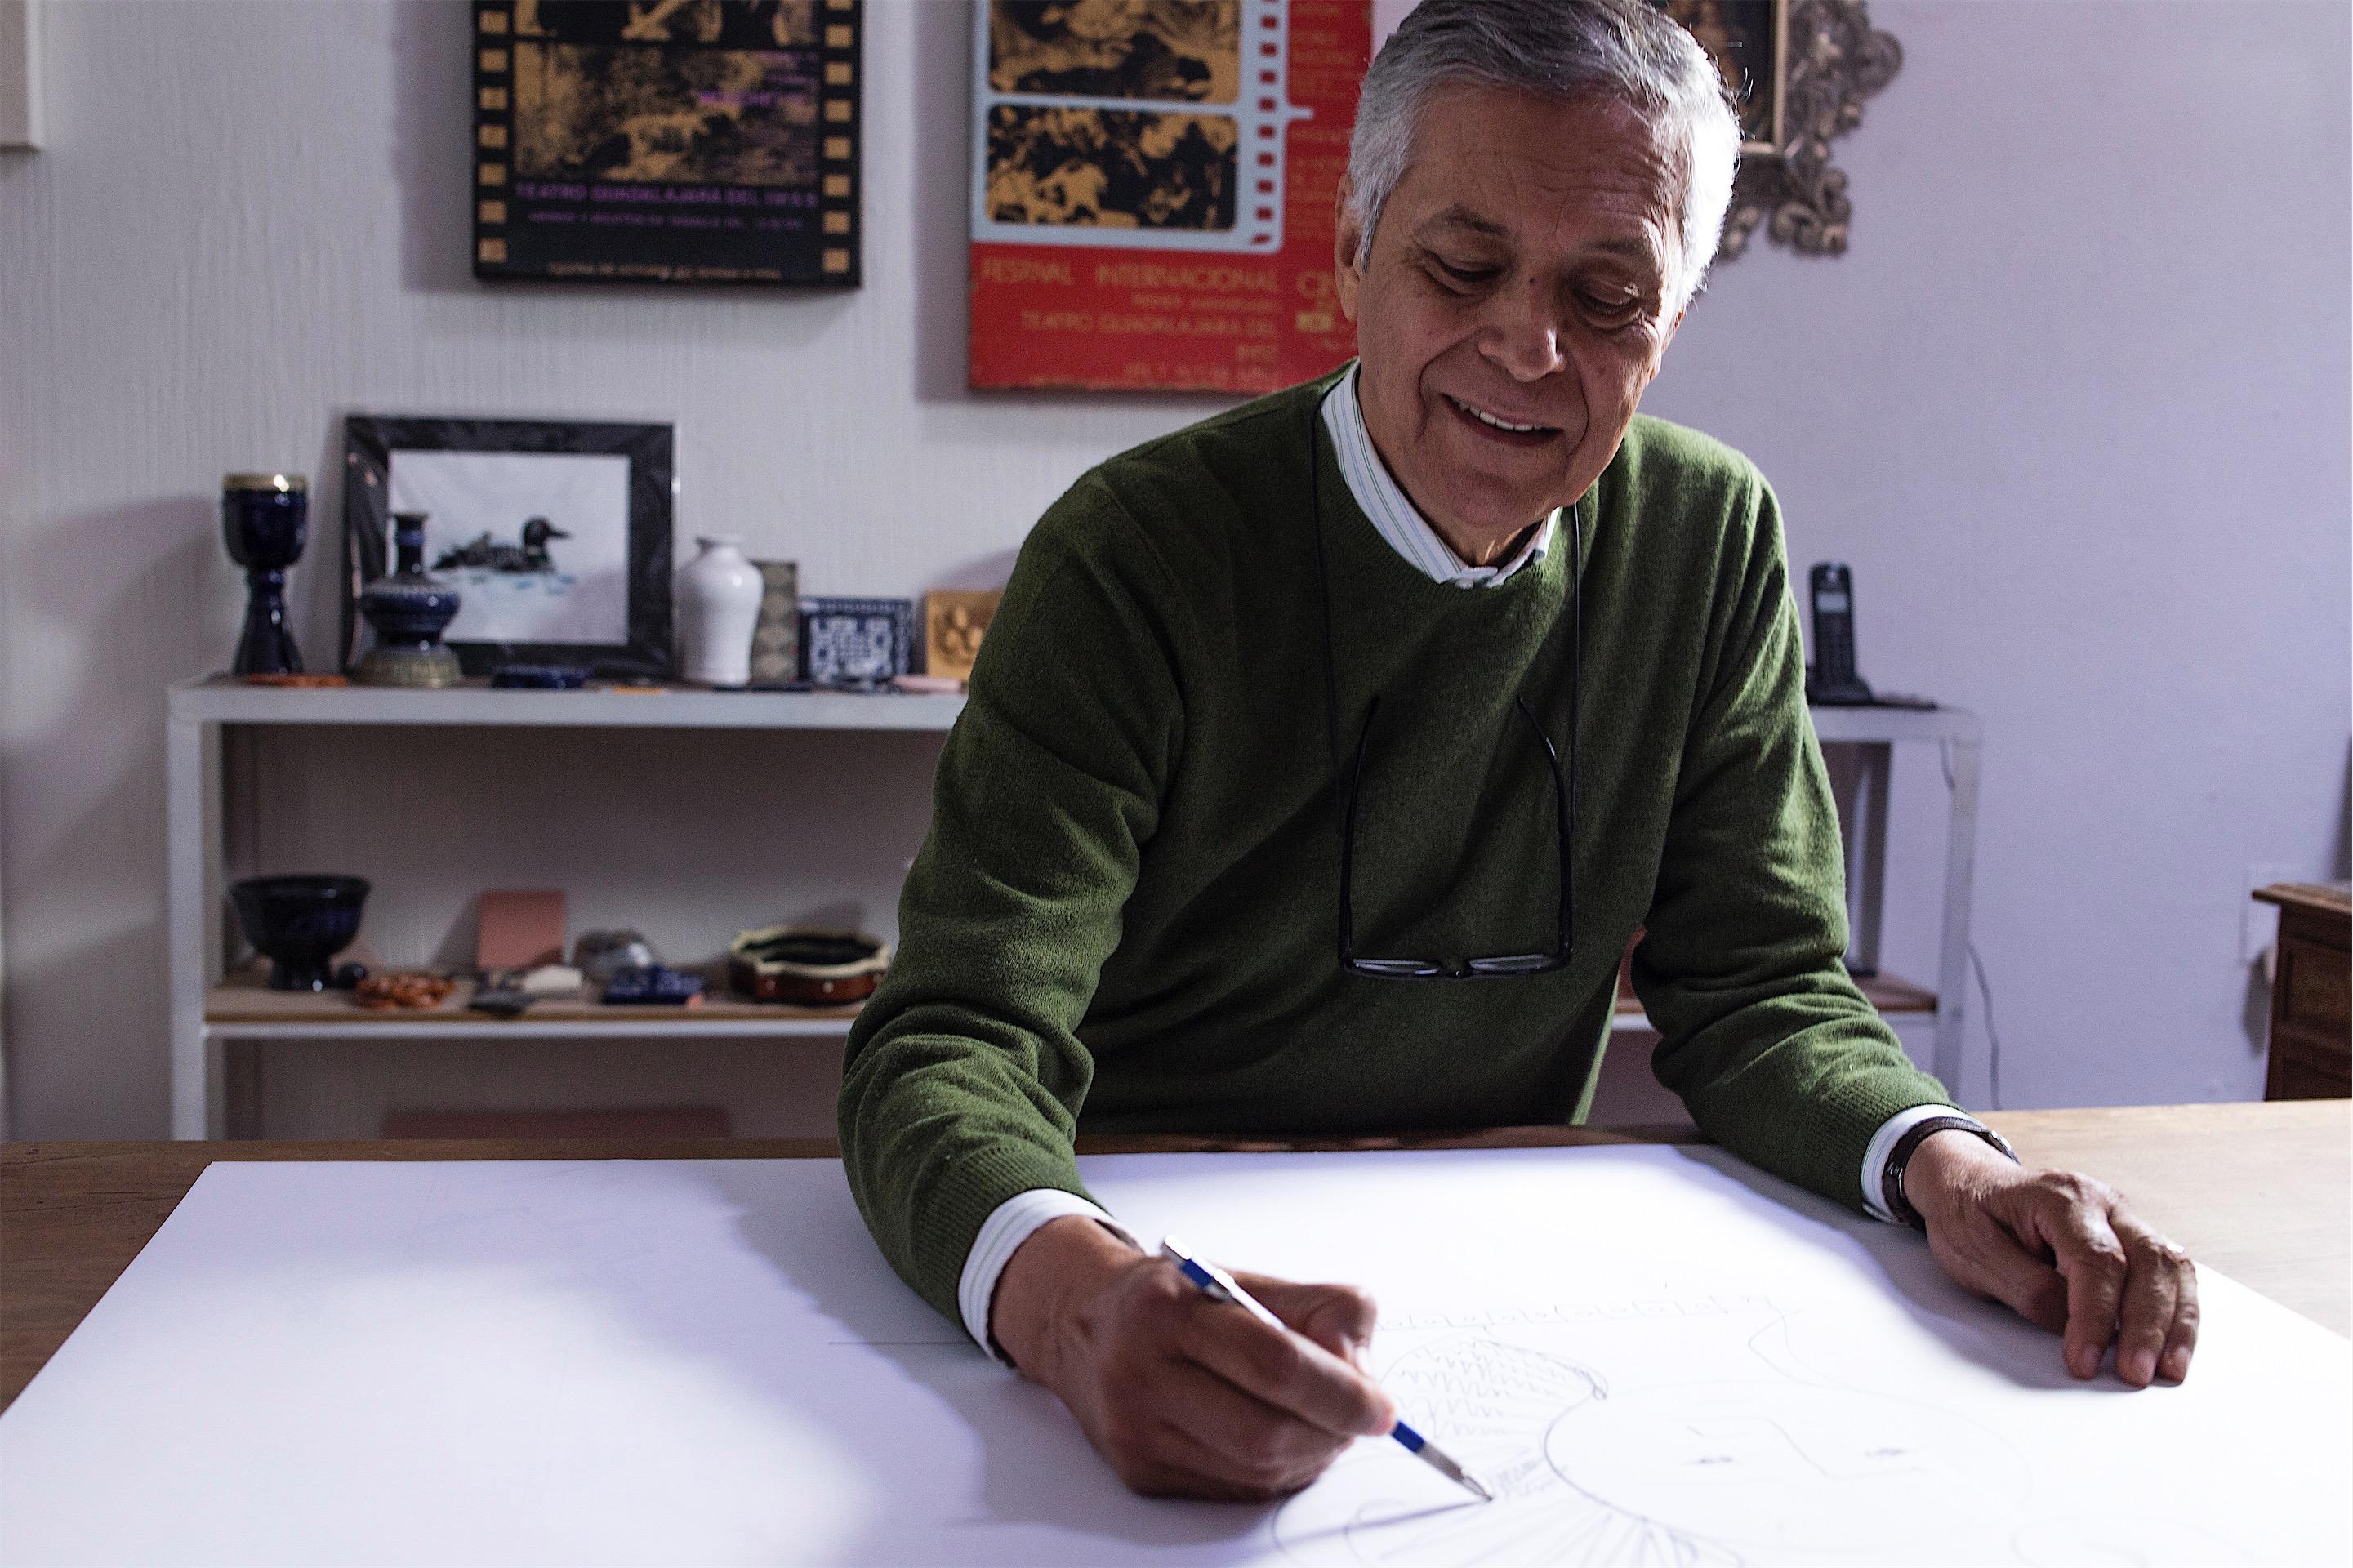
957, 1187, 1141, 1361
1861, 1103, 1977, 1223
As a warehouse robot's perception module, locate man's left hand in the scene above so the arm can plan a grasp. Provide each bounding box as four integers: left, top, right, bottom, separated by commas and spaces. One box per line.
1902, 1130, 2199, 1388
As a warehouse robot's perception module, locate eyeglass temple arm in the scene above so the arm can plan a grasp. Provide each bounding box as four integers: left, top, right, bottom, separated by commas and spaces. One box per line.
1338, 693, 1379, 963
1514, 696, 1573, 956
1561, 503, 1582, 954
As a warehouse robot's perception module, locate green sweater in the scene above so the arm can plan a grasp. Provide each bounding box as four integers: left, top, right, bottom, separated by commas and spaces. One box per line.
840, 370, 1950, 1325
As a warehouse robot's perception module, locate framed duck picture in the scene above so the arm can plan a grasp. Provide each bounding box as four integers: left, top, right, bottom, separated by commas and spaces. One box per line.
341, 416, 675, 679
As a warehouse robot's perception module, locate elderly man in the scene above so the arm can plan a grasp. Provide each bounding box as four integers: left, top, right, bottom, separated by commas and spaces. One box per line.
842, 0, 2198, 1502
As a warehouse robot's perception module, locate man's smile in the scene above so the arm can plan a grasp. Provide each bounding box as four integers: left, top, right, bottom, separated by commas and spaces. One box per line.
1442, 391, 1562, 448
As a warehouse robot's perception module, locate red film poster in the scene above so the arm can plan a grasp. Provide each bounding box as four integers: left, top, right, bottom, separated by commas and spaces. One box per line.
969, 0, 1373, 394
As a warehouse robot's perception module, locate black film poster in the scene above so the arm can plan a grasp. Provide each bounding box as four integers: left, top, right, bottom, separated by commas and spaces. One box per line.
473, 0, 862, 286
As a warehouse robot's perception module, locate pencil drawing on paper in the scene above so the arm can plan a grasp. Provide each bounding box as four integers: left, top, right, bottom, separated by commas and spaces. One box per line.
1274, 1317, 2033, 1568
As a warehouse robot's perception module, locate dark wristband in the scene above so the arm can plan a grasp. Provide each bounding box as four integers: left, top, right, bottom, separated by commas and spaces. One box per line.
1882, 1115, 2018, 1232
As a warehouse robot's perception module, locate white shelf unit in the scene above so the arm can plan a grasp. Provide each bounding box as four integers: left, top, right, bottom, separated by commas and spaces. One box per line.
165, 679, 1980, 1138
166, 679, 966, 1138
1812, 703, 1984, 1091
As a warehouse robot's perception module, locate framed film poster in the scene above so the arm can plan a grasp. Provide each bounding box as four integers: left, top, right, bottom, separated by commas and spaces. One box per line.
1658, 0, 1786, 153
473, 0, 861, 287
969, 0, 1372, 393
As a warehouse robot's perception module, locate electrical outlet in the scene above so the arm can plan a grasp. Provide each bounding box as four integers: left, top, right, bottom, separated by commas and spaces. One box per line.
2242, 861, 2302, 966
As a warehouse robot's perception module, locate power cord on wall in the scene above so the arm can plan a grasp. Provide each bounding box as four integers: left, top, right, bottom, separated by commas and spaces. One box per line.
1941, 741, 2005, 1111
1969, 938, 2004, 1112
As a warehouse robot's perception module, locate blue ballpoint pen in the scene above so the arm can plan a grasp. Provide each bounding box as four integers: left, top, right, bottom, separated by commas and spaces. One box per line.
1157, 1236, 1494, 1503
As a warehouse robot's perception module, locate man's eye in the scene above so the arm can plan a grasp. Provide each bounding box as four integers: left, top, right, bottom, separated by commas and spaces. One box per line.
1580, 292, 1643, 323
1433, 259, 1498, 289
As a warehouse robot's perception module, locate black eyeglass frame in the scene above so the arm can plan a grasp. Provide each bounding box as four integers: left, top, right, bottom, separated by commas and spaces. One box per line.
1337, 693, 1574, 978
1308, 394, 1584, 982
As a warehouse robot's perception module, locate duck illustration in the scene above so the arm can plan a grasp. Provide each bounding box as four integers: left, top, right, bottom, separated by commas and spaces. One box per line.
434, 516, 571, 574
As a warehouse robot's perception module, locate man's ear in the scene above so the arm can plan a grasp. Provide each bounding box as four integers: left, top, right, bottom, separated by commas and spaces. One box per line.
1334, 175, 1366, 324
1663, 305, 1686, 348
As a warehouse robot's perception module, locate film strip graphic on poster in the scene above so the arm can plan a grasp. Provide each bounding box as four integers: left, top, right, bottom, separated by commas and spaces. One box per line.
967, 0, 1371, 394
970, 0, 1312, 255
473, 0, 860, 286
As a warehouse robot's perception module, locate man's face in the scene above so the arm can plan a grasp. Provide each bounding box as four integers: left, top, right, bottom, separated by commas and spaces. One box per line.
1336, 88, 1691, 556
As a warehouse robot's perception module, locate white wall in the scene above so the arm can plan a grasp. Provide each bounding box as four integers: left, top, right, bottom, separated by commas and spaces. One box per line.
1643, 0, 2352, 1110
2, 0, 2345, 1138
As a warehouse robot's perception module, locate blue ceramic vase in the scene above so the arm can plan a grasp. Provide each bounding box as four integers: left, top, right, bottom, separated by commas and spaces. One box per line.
357, 512, 464, 688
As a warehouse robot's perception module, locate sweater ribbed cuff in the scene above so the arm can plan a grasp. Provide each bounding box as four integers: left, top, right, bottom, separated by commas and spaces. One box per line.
902, 1138, 1099, 1328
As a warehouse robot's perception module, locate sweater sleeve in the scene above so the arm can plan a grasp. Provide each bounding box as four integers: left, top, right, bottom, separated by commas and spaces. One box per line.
838, 481, 1185, 1325
1630, 469, 1952, 1210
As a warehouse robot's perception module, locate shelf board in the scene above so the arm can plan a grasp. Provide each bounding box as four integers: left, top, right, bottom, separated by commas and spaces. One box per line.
208, 969, 1934, 1041
1807, 704, 1981, 745
205, 970, 862, 1040
168, 675, 965, 732
169, 677, 1972, 743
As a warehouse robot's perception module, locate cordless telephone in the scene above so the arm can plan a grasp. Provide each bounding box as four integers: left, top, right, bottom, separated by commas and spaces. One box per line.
1805, 563, 1936, 710
1806, 563, 1870, 704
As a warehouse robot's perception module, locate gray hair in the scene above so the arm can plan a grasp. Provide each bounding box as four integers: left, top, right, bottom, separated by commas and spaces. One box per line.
1346, 0, 1742, 314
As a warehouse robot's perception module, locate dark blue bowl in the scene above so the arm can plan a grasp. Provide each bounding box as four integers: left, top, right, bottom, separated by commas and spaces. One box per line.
230, 875, 371, 991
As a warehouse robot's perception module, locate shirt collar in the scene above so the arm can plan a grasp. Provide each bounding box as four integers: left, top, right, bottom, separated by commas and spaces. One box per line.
1319, 363, 1557, 589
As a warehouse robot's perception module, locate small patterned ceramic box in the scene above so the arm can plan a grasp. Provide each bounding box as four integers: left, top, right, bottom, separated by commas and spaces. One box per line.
799, 596, 913, 684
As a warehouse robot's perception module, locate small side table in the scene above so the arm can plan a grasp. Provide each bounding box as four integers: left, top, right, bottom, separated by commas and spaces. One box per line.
2254, 881, 2351, 1099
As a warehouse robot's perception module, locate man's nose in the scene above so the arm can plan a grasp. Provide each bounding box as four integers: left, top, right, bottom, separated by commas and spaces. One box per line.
1480, 278, 1568, 382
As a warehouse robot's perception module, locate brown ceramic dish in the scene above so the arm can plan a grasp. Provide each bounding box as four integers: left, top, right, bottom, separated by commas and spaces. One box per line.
728, 926, 890, 1006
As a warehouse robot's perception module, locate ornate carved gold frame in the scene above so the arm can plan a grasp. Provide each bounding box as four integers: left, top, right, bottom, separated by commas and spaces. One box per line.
1718, 0, 1903, 258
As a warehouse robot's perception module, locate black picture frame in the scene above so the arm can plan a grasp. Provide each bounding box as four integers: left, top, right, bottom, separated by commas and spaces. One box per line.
1656, 0, 1787, 153
341, 416, 675, 680
470, 0, 862, 287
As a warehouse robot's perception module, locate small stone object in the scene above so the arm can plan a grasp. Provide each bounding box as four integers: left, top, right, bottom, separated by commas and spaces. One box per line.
519, 963, 584, 996
575, 929, 657, 988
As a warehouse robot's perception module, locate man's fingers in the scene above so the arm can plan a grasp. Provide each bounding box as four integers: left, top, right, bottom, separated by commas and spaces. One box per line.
1238, 1273, 1379, 1365
2159, 1271, 2201, 1384
2110, 1218, 2185, 1388
1930, 1211, 2068, 1334
2030, 1182, 2130, 1379
1922, 1164, 2203, 1392
1154, 1355, 1355, 1494
1175, 1287, 1396, 1439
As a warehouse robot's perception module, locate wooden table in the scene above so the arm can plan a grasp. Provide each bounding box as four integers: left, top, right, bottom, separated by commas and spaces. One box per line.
4, 1102, 2344, 1413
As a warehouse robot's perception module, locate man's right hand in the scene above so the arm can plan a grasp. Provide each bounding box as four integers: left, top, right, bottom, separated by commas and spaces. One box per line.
990, 1214, 1398, 1501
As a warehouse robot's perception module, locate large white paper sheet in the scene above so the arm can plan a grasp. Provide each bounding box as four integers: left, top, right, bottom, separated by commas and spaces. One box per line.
1, 1147, 2344, 1566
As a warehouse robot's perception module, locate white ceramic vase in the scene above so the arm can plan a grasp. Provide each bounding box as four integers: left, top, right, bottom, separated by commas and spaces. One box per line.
677, 535, 764, 687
